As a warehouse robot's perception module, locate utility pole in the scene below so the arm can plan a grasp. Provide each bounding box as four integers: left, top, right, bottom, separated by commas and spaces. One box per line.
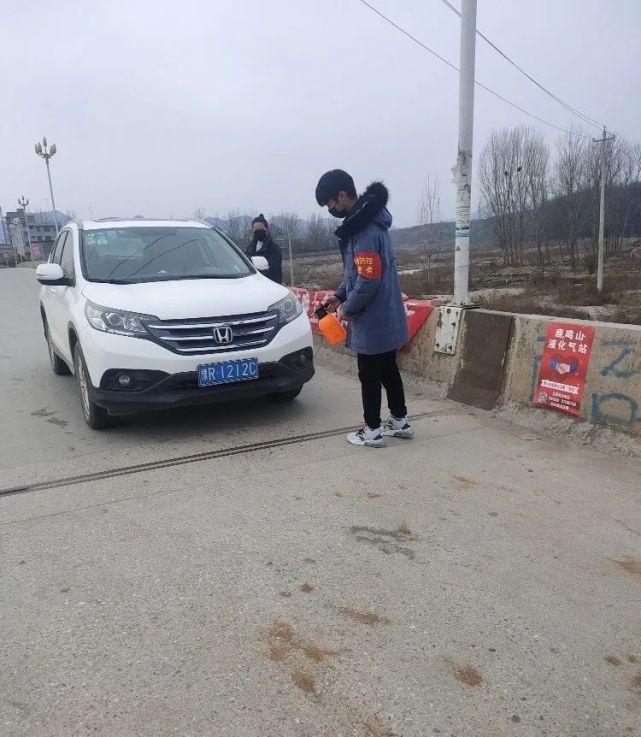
18, 195, 33, 256
593, 127, 615, 292
35, 137, 60, 234
452, 0, 477, 305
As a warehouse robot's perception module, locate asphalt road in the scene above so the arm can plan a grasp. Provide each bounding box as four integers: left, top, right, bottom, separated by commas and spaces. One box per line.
1, 268, 641, 737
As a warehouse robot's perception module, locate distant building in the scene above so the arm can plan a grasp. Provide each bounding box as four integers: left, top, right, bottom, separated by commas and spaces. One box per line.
2, 209, 69, 261
0, 211, 16, 267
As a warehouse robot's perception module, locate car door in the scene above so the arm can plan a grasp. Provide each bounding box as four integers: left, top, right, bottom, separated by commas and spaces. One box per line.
57, 231, 78, 365
41, 230, 66, 344
45, 230, 71, 356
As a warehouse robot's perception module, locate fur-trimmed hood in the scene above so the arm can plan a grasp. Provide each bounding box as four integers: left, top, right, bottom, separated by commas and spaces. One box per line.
335, 182, 391, 241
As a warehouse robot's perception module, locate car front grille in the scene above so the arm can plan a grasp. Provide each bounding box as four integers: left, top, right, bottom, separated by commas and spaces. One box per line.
144, 311, 280, 355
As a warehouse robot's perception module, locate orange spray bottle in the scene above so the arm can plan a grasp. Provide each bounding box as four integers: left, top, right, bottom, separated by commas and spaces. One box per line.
315, 305, 347, 346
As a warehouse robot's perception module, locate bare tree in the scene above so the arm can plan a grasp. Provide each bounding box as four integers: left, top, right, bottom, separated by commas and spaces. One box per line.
553, 127, 588, 269
601, 137, 641, 255
273, 211, 301, 285
480, 125, 549, 265
193, 206, 206, 220
303, 214, 335, 253
223, 210, 252, 247
417, 175, 441, 226
480, 130, 511, 264
277, 211, 302, 241
523, 130, 550, 267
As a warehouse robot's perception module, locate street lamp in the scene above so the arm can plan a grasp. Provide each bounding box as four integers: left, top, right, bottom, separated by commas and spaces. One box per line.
34, 137, 60, 234
17, 195, 33, 255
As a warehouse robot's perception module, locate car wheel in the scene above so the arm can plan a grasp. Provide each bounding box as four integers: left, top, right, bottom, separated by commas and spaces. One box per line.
73, 344, 112, 430
44, 319, 71, 376
269, 386, 303, 402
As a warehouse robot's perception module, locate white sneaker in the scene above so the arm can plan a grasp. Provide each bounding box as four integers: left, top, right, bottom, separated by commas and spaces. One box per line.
346, 425, 386, 448
381, 415, 414, 439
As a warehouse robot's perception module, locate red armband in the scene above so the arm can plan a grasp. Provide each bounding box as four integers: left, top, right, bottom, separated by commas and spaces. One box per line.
353, 252, 382, 279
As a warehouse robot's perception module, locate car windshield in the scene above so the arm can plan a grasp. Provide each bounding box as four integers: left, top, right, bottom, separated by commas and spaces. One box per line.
81, 226, 253, 283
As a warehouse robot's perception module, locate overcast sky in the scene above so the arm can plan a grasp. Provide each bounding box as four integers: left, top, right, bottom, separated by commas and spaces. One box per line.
2, 0, 640, 228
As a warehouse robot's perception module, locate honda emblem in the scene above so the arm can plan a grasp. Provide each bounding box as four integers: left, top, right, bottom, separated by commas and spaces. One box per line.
213, 326, 233, 345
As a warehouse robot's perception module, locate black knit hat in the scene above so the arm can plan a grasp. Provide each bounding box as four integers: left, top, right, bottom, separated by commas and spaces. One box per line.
315, 169, 356, 206
252, 213, 269, 228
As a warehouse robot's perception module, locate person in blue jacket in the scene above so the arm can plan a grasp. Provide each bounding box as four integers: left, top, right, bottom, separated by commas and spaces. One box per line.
315, 169, 413, 448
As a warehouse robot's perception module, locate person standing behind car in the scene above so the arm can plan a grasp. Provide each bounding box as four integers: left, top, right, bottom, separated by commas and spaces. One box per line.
246, 214, 282, 284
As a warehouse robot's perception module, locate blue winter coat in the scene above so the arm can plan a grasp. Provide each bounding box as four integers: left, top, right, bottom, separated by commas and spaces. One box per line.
334, 182, 409, 355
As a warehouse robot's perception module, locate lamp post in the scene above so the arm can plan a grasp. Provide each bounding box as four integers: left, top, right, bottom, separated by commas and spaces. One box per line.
18, 195, 33, 256
34, 137, 59, 234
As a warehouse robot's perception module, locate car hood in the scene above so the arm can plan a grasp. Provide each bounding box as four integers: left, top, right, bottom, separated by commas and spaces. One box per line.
81, 275, 290, 319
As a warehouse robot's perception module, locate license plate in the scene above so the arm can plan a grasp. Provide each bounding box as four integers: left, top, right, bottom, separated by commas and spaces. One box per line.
197, 358, 259, 387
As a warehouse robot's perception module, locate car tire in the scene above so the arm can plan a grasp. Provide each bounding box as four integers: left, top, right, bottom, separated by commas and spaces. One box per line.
269, 386, 303, 402
44, 319, 71, 376
73, 344, 113, 430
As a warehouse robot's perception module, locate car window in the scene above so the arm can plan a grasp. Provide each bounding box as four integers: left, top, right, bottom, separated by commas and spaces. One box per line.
59, 234, 75, 281
50, 231, 68, 264
81, 227, 253, 283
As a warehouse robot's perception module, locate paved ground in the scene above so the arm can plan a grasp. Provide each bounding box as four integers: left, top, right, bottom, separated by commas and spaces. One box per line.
1, 268, 641, 737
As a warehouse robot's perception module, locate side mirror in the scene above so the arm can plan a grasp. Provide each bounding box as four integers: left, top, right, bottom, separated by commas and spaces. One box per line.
252, 256, 269, 272
36, 263, 68, 286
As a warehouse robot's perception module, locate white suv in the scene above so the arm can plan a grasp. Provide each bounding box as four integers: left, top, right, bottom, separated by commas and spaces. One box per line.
36, 219, 314, 428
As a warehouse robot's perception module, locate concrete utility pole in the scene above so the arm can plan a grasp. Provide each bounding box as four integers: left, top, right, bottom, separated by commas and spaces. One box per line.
35, 137, 60, 235
452, 0, 477, 305
17, 195, 33, 254
593, 127, 615, 292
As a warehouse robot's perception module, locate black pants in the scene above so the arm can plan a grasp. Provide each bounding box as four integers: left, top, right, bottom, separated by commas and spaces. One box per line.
357, 351, 407, 429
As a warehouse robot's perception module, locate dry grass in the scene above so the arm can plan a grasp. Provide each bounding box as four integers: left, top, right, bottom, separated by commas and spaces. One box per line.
400, 266, 453, 297
477, 292, 591, 320
610, 305, 641, 325
291, 243, 641, 325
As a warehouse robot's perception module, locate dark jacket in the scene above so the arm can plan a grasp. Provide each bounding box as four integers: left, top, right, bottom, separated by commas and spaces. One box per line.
334, 182, 409, 355
246, 235, 283, 284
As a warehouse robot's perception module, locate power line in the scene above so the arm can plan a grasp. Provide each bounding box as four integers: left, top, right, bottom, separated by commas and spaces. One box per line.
438, 0, 603, 129
355, 0, 591, 139
356, 0, 458, 72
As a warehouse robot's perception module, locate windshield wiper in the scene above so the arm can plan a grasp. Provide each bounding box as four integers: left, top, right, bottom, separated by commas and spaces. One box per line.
171, 274, 236, 280
98, 274, 242, 284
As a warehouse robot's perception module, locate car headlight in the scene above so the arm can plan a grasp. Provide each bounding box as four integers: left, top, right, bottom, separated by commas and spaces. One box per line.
269, 292, 303, 326
85, 301, 156, 337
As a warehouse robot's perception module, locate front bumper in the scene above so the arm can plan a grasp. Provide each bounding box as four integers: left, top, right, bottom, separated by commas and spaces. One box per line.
91, 350, 314, 414
78, 312, 313, 387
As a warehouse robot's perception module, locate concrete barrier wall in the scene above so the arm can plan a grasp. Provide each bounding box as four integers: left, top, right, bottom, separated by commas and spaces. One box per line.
501, 313, 641, 435
314, 308, 462, 398
396, 308, 462, 390
315, 306, 641, 437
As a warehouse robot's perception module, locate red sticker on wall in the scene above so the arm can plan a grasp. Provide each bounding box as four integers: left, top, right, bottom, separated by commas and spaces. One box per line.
532, 321, 596, 416
353, 252, 382, 279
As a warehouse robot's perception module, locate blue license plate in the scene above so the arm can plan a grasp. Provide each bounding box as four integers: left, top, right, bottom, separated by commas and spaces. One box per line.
197, 358, 259, 387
